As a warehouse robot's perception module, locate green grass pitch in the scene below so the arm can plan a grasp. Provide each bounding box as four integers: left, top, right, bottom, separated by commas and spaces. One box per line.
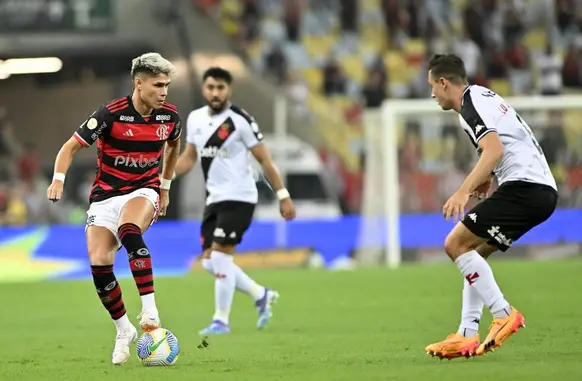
0, 258, 580, 380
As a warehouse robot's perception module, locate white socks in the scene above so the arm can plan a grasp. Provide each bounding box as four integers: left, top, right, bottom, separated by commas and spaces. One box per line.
141, 293, 157, 312
455, 250, 511, 319
114, 314, 132, 332
210, 251, 236, 324
202, 258, 265, 301
458, 279, 484, 337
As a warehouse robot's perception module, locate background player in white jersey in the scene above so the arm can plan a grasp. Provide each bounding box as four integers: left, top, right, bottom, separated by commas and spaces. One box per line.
174, 67, 296, 335
423, 54, 558, 359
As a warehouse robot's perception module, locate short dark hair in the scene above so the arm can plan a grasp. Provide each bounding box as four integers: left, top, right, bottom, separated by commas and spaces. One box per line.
202, 67, 233, 84
428, 54, 467, 84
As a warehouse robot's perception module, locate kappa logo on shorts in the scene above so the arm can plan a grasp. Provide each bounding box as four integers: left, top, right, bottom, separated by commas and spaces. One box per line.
487, 225, 512, 247
467, 213, 477, 222
213, 228, 226, 238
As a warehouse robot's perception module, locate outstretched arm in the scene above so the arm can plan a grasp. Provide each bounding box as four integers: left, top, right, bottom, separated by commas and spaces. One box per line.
173, 143, 198, 178
47, 137, 84, 202
48, 107, 112, 202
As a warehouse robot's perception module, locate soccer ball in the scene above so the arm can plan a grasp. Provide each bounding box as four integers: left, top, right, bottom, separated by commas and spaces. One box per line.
136, 328, 180, 366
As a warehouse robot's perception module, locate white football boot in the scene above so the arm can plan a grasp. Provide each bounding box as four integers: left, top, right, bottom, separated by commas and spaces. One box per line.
112, 324, 138, 365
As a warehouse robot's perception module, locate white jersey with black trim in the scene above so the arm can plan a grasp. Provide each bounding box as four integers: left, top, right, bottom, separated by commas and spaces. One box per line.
186, 104, 264, 205
459, 85, 557, 190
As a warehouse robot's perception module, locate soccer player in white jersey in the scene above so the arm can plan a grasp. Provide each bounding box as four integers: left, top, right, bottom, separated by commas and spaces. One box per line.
174, 67, 296, 335
423, 54, 558, 359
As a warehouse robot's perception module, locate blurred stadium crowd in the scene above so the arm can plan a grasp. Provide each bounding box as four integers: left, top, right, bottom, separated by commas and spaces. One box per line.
2, 0, 582, 225
195, 0, 582, 212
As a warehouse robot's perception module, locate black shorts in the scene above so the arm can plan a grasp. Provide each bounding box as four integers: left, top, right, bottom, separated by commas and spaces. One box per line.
462, 180, 558, 252
200, 201, 255, 250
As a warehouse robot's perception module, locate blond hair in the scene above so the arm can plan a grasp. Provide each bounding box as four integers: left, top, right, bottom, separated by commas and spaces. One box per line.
131, 52, 175, 78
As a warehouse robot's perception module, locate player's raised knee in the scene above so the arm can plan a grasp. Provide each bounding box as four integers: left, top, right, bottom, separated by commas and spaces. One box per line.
444, 232, 477, 261
444, 232, 461, 260
211, 241, 235, 255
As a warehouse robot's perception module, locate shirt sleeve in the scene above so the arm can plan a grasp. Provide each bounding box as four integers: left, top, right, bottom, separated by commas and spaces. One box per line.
460, 89, 500, 143
73, 106, 113, 147
186, 111, 197, 145
239, 117, 264, 149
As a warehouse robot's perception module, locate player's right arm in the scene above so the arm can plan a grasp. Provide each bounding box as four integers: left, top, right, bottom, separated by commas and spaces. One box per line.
47, 106, 112, 202
173, 110, 199, 178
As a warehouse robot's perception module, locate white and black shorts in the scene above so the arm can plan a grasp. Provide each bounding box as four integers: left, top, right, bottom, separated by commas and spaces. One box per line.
462, 181, 558, 252
85, 188, 160, 249
200, 201, 256, 250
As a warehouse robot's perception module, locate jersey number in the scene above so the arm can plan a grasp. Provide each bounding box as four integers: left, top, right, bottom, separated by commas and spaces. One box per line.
516, 114, 544, 156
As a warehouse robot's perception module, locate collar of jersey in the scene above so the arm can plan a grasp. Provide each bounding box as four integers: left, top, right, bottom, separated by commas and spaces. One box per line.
125, 94, 161, 121
460, 85, 472, 105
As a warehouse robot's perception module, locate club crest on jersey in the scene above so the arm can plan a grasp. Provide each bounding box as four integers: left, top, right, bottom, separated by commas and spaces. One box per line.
218, 124, 230, 140
156, 124, 170, 140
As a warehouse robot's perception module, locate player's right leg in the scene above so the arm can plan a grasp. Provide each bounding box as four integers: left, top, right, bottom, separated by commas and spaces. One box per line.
199, 201, 278, 334
86, 224, 137, 365
200, 248, 278, 329
425, 243, 495, 359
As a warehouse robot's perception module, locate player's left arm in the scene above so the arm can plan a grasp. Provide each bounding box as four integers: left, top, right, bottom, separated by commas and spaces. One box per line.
239, 114, 295, 220
458, 132, 504, 194
237, 115, 282, 191
458, 93, 505, 194
250, 144, 285, 193
160, 119, 182, 190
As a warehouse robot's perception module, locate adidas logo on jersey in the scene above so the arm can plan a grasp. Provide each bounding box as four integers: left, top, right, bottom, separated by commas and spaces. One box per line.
198, 146, 228, 158
123, 129, 134, 137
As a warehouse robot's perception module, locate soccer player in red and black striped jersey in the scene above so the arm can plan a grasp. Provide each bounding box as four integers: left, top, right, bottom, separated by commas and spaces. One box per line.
46, 52, 181, 365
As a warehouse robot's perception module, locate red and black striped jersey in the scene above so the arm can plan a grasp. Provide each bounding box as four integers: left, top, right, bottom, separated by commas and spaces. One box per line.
73, 95, 181, 203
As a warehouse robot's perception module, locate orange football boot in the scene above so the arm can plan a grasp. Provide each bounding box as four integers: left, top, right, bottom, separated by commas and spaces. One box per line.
425, 333, 480, 360
476, 306, 525, 356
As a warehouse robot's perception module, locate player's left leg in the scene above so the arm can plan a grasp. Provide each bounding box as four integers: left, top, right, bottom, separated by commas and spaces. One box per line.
117, 188, 160, 332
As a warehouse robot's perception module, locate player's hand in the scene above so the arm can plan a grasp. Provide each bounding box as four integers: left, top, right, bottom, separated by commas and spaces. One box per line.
471, 179, 492, 200
158, 189, 170, 216
443, 191, 470, 223
280, 198, 296, 221
47, 180, 64, 203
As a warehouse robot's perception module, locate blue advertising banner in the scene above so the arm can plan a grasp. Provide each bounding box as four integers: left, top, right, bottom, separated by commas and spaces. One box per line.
0, 209, 581, 282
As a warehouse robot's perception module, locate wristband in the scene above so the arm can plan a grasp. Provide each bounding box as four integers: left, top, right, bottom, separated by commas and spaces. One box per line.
276, 188, 290, 200
53, 172, 66, 182
160, 178, 172, 190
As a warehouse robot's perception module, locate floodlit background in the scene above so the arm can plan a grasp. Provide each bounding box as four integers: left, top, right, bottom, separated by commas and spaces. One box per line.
0, 1, 581, 380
